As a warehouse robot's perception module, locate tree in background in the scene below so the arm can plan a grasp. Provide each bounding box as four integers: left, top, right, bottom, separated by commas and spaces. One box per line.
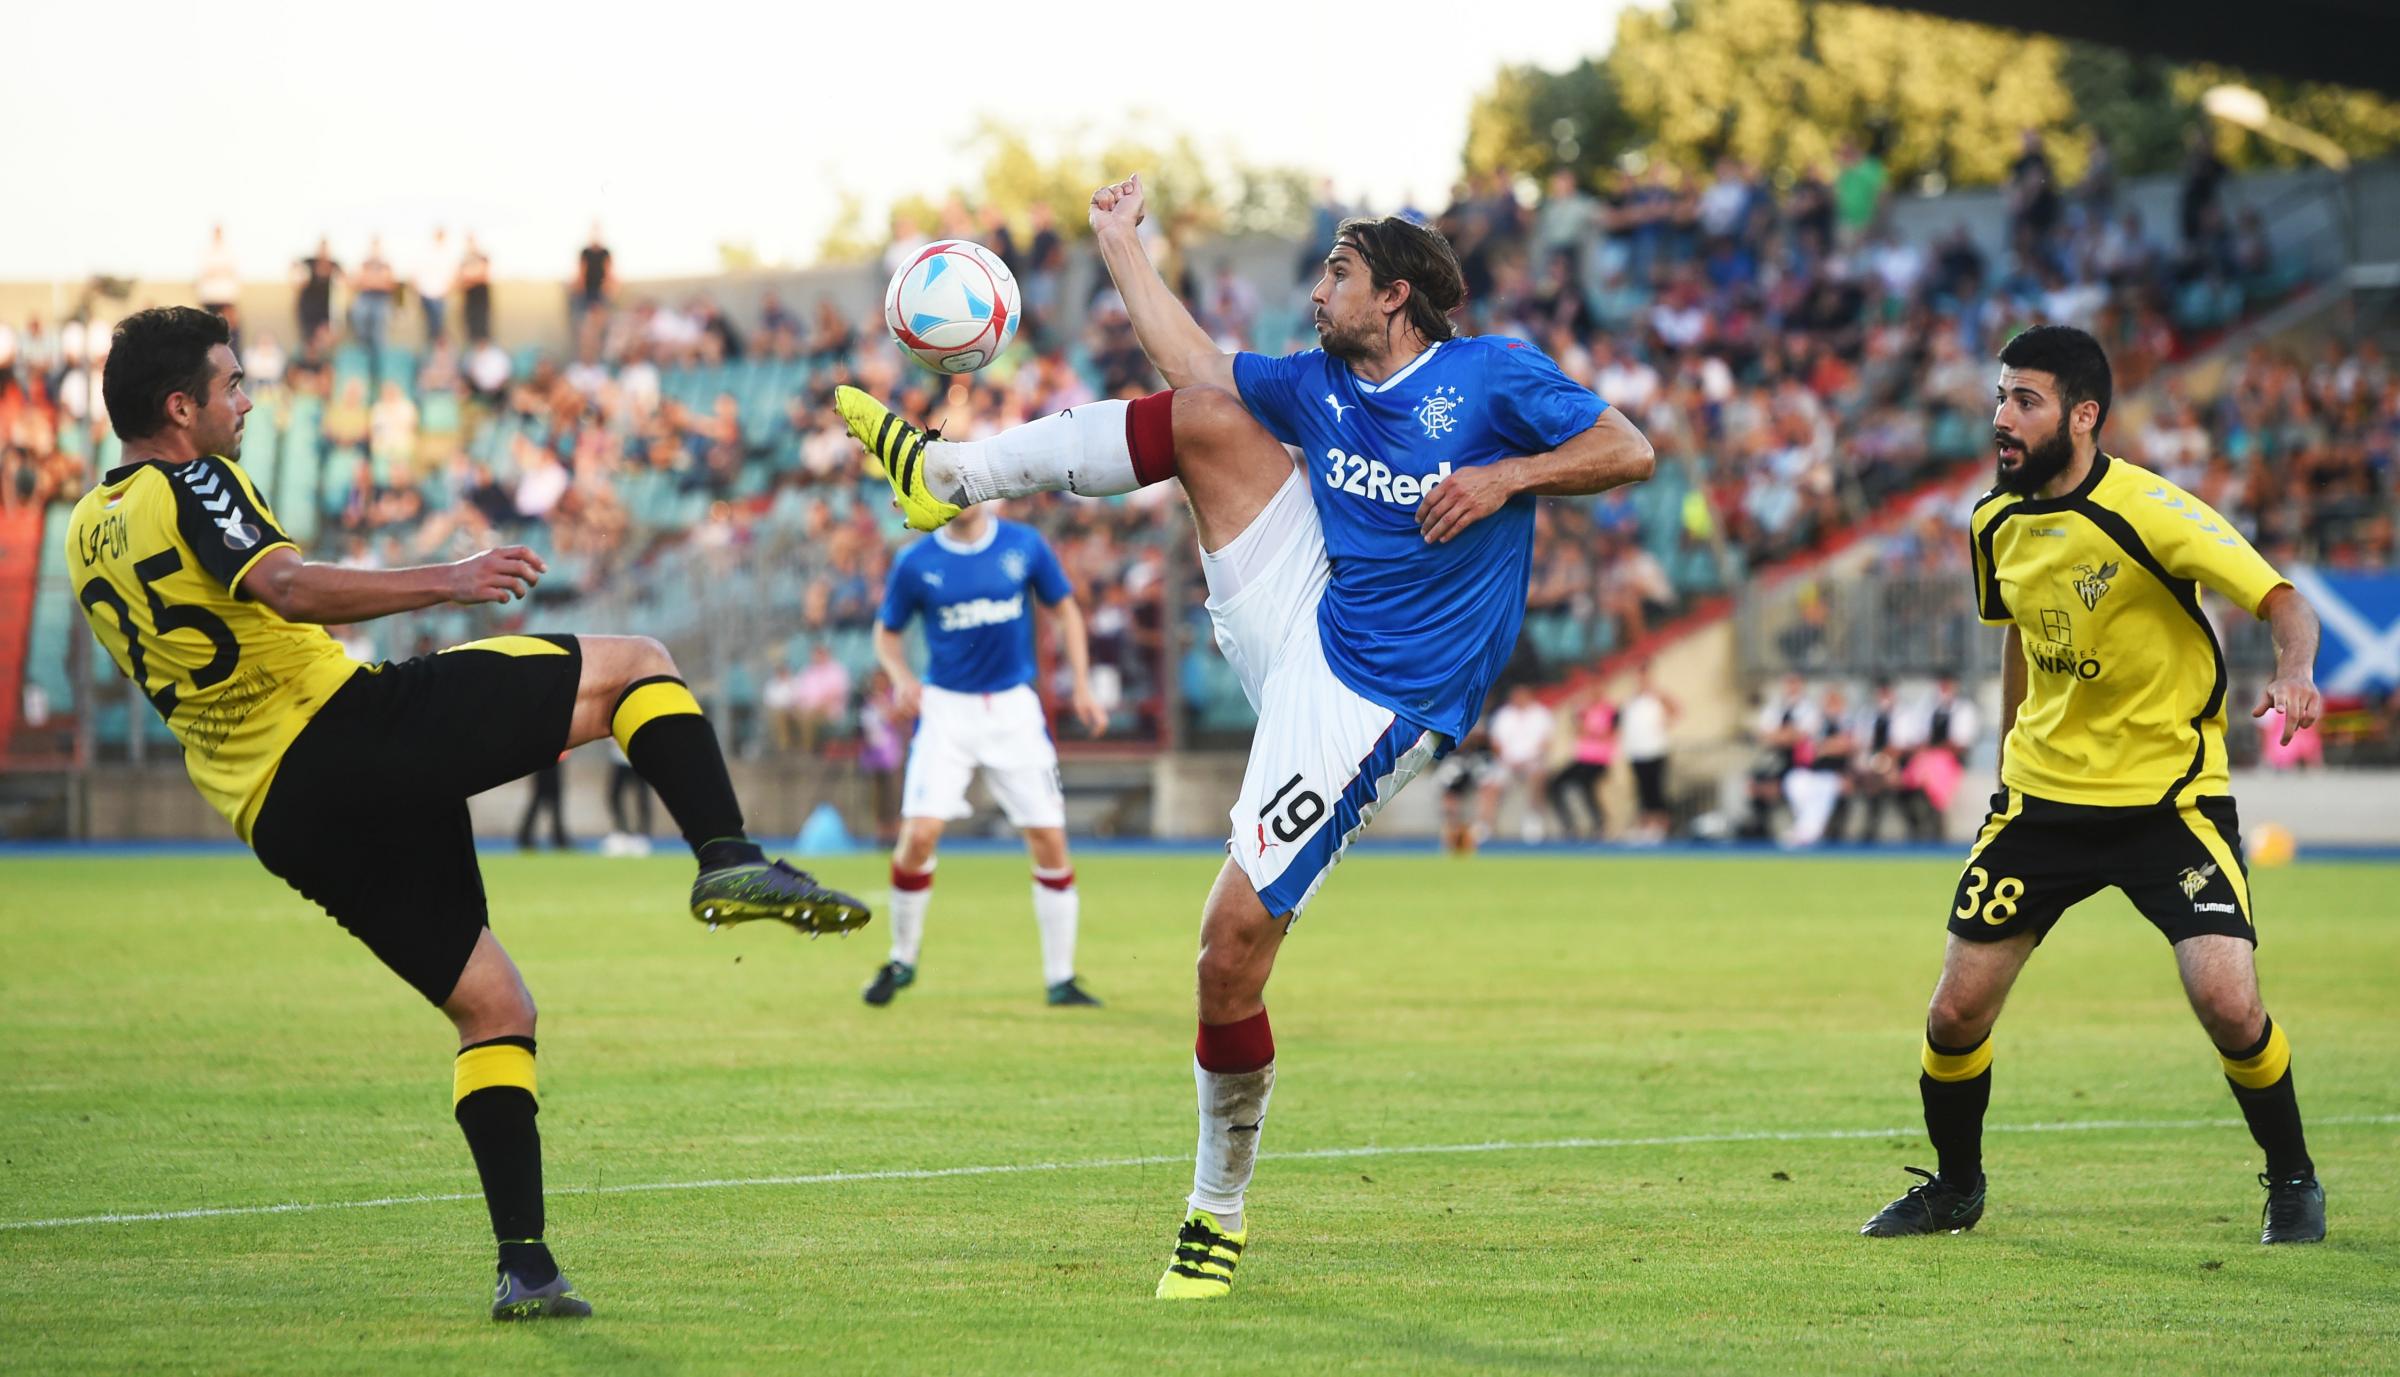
1464, 59, 1638, 187
817, 120, 1315, 266
1466, 0, 2400, 191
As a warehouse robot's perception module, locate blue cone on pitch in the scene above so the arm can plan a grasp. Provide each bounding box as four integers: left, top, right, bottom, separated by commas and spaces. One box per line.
795, 802, 857, 855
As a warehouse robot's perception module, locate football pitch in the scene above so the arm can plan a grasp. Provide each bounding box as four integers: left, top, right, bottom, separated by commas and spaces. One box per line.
2, 848, 2394, 1374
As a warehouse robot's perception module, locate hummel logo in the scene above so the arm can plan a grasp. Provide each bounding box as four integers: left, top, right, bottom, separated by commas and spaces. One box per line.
1323, 393, 1353, 423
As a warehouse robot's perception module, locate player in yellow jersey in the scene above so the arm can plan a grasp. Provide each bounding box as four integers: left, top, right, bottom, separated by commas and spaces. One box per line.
68, 308, 873, 1320
1859, 325, 2327, 1246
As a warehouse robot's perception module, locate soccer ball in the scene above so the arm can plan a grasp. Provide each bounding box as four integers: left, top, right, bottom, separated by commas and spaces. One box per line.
884, 239, 1021, 374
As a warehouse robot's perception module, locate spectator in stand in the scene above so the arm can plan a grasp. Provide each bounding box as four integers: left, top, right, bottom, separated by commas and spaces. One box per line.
369, 381, 419, 478
294, 237, 341, 347
1618, 662, 1676, 843
1487, 683, 1557, 843
573, 223, 615, 340
1744, 673, 1818, 841
198, 224, 241, 335
1900, 674, 1979, 841
350, 237, 399, 385
1783, 684, 1856, 847
1545, 688, 1616, 840
2180, 124, 2229, 248
1832, 139, 1887, 245
2077, 130, 2118, 222
793, 643, 853, 755
858, 669, 907, 845
2006, 129, 2060, 254
1852, 678, 1913, 843
416, 226, 460, 344
764, 657, 805, 754
458, 233, 494, 343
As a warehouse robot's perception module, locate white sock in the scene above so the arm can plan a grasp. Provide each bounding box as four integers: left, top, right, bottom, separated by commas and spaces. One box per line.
1188, 1059, 1274, 1233
931, 400, 1137, 505
1031, 867, 1078, 985
889, 865, 933, 966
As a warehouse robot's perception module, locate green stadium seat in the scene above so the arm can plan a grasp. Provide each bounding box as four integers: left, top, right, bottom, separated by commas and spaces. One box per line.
240, 403, 279, 501
28, 508, 76, 708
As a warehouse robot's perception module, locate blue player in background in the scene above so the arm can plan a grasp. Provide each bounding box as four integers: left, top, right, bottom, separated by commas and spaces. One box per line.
868, 501, 1108, 1010
838, 174, 1655, 1297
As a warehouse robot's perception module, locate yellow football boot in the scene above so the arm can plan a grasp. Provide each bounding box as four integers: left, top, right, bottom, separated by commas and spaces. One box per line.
1155, 1208, 1246, 1300
835, 385, 960, 532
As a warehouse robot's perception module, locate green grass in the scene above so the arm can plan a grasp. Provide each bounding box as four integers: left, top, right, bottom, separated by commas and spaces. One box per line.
1, 849, 2395, 1374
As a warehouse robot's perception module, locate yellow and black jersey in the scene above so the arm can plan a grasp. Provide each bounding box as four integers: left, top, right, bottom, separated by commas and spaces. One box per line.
65, 455, 361, 841
1969, 453, 2287, 809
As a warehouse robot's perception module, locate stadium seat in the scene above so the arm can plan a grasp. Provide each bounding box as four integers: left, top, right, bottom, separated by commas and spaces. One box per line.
27, 508, 76, 711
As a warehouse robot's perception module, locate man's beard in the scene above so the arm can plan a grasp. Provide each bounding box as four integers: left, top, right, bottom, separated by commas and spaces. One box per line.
1994, 414, 2073, 495
1316, 312, 1378, 363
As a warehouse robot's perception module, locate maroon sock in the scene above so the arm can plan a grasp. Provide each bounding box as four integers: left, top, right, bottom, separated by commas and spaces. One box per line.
1127, 390, 1180, 487
1196, 1009, 1274, 1074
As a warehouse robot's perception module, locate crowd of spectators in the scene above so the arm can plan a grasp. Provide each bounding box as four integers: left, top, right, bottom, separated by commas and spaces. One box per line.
2, 144, 2373, 762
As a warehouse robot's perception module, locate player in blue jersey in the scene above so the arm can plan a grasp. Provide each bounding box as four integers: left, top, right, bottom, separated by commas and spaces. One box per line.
867, 501, 1110, 1009
837, 174, 1654, 1298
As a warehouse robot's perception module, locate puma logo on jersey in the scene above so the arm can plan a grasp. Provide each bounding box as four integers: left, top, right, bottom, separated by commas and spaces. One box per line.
935, 595, 1024, 632
1323, 393, 1353, 422
1322, 446, 1450, 508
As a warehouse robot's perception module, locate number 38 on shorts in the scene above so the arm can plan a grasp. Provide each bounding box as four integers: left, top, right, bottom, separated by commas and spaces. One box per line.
1952, 867, 2025, 928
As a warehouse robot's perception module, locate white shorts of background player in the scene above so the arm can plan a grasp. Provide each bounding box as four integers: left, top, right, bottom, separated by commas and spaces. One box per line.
900, 682, 1065, 828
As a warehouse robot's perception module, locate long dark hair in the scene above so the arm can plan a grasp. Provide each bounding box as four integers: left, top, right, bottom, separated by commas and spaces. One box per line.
1333, 216, 1465, 344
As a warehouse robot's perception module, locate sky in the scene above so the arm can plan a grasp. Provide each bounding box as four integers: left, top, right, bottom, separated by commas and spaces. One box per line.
4, 0, 1635, 284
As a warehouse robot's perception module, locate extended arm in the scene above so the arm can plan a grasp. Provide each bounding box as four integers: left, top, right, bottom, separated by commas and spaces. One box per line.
1418, 408, 1658, 544
2252, 584, 2323, 745
240, 545, 544, 625
1088, 176, 1237, 393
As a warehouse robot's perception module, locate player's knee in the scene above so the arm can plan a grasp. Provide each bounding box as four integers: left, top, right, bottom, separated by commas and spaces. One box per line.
1194, 933, 1257, 992
450, 983, 536, 1045
2194, 990, 2265, 1049
629, 635, 677, 681
892, 832, 937, 873
1924, 991, 1994, 1045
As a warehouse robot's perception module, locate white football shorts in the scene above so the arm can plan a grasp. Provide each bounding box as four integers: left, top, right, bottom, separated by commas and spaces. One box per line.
900, 682, 1065, 829
1204, 472, 1443, 919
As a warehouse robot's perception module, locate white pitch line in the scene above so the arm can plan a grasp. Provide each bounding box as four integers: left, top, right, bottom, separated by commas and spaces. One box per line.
4, 1114, 2392, 1234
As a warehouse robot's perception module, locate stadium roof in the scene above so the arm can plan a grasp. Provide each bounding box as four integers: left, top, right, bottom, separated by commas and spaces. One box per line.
1856, 0, 2400, 96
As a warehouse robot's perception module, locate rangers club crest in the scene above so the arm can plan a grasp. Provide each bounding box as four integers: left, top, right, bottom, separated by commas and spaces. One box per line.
1000, 549, 1028, 583
1414, 385, 1462, 440
2071, 561, 2119, 611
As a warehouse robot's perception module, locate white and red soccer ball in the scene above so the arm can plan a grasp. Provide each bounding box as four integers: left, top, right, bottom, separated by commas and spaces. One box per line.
884, 239, 1021, 374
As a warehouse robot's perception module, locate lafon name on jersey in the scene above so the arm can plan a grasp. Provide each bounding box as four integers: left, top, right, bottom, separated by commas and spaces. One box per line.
1322, 447, 1452, 509
936, 594, 1025, 632
78, 510, 131, 567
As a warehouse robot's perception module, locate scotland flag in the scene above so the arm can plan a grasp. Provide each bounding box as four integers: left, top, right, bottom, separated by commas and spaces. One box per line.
2289, 567, 2400, 696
